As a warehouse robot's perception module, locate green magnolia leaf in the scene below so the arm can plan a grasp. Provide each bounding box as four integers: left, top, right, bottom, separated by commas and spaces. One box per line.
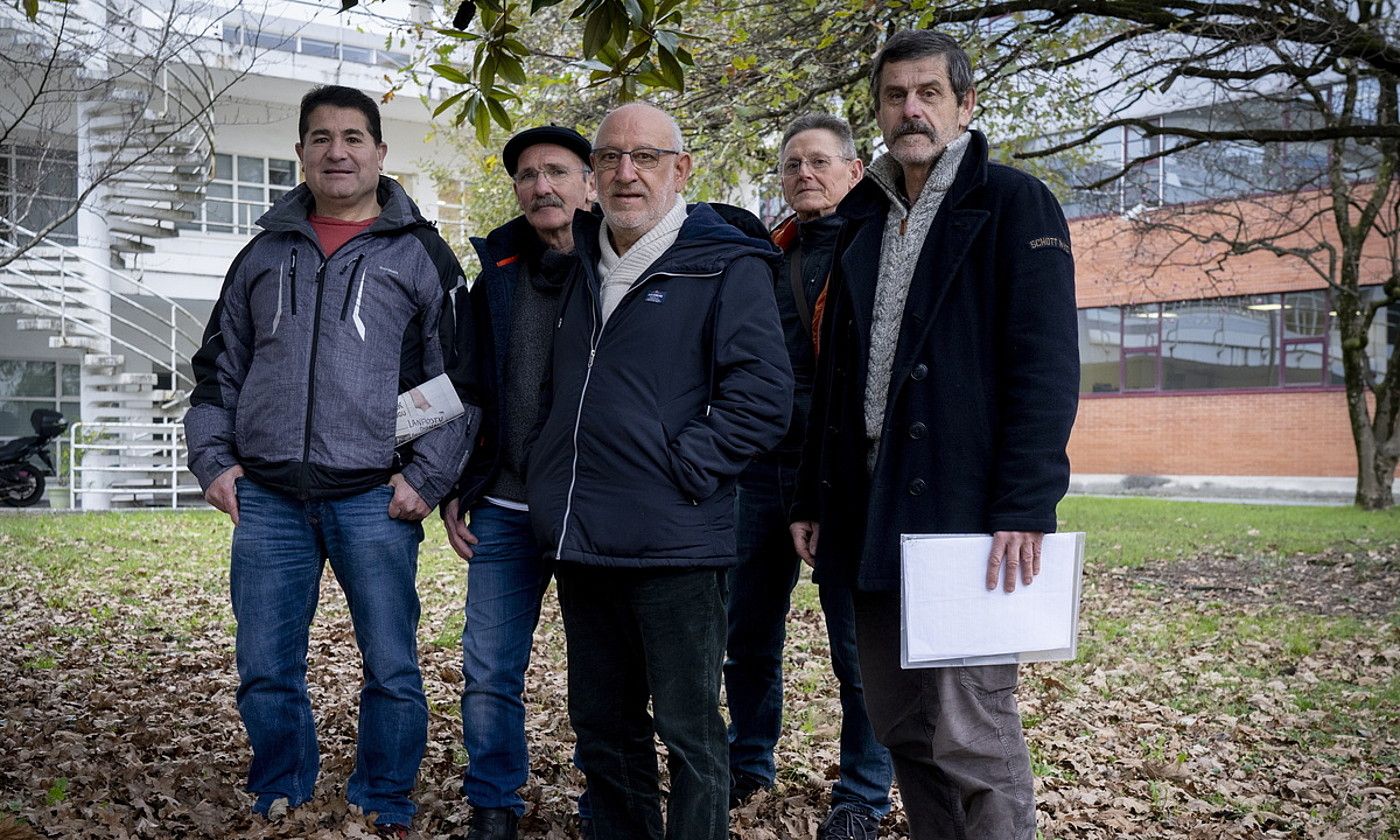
485, 96, 514, 131
657, 46, 684, 91
473, 100, 493, 144
621, 0, 645, 27
430, 63, 471, 84
433, 90, 469, 117
481, 53, 497, 90
340, 0, 358, 10
24, 0, 40, 19
531, 0, 567, 11
582, 7, 611, 57
498, 54, 527, 85
653, 28, 678, 53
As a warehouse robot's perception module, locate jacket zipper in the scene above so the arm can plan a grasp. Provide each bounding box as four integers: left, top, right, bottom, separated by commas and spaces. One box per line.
298, 257, 329, 496
553, 268, 722, 557
340, 253, 365, 320
288, 249, 299, 316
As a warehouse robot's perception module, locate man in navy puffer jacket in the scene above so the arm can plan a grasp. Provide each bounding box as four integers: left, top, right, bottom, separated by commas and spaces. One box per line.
526, 102, 792, 840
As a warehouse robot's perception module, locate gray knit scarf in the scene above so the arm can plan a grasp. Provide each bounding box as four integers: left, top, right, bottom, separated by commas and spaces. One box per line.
863, 131, 972, 472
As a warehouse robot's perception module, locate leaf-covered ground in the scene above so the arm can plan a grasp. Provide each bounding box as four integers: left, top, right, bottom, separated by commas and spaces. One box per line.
1, 498, 1397, 839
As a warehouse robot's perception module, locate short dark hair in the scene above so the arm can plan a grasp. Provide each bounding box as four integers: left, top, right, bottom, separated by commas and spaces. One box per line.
869, 30, 974, 107
299, 85, 383, 145
780, 113, 858, 161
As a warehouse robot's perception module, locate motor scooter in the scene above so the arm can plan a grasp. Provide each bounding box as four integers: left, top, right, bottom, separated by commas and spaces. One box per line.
0, 408, 69, 507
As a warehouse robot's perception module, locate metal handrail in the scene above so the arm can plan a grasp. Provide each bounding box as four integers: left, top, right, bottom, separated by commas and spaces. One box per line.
0, 278, 194, 392
68, 421, 195, 510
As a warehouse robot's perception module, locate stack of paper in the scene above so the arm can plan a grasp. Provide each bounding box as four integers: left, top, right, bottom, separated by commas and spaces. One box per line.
900, 532, 1086, 669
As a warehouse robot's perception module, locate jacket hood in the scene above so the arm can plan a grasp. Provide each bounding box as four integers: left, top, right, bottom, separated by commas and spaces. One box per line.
257, 175, 430, 236
575, 201, 781, 277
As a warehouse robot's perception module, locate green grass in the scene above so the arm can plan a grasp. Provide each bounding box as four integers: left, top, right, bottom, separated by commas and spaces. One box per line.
1058, 496, 1399, 567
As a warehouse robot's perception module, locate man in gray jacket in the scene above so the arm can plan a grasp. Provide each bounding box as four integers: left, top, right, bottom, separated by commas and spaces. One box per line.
184, 85, 480, 839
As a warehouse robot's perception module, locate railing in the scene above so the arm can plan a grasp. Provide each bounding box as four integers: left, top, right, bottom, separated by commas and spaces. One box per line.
67, 421, 201, 510
1, 216, 203, 392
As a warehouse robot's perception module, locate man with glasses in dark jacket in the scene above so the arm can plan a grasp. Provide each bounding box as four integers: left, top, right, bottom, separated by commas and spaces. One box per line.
725, 113, 894, 840
440, 124, 595, 840
526, 102, 793, 840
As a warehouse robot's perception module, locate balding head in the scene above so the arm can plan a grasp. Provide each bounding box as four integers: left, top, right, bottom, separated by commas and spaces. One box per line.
590, 102, 693, 253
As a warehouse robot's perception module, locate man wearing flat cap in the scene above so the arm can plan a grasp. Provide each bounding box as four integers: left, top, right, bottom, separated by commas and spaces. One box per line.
441, 125, 596, 840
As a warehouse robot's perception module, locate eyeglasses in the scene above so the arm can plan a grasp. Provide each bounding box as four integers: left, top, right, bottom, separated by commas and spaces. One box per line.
780, 155, 853, 178
590, 147, 681, 171
513, 165, 591, 187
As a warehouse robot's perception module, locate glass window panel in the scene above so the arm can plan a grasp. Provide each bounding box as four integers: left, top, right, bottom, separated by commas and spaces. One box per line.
1283, 291, 1329, 338
240, 203, 257, 230
207, 182, 232, 199
238, 185, 263, 202
60, 401, 79, 427
342, 45, 374, 65
1162, 296, 1278, 390
206, 200, 233, 224
252, 31, 296, 52
268, 158, 296, 186
268, 189, 288, 205
222, 24, 242, 45
1360, 287, 1400, 381
1123, 304, 1161, 348
1078, 307, 1121, 393
300, 38, 338, 59
1124, 354, 1157, 390
1284, 343, 1325, 385
0, 401, 35, 437
60, 364, 79, 396
0, 360, 56, 398
214, 153, 233, 181
379, 51, 409, 68
237, 156, 264, 184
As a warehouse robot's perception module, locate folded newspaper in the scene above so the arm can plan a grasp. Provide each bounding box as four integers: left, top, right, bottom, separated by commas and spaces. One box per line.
395, 372, 465, 445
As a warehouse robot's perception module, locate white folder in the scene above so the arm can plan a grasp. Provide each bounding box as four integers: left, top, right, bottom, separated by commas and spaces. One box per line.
900, 532, 1086, 669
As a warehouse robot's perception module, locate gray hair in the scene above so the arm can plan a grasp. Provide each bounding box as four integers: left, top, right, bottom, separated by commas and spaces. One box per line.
780, 113, 858, 160
869, 29, 974, 107
594, 102, 685, 151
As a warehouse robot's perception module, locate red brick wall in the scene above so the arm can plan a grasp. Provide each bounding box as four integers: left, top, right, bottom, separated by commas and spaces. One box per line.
1068, 391, 1359, 477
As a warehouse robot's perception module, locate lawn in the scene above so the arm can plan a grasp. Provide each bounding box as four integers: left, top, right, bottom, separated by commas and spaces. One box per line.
0, 497, 1396, 839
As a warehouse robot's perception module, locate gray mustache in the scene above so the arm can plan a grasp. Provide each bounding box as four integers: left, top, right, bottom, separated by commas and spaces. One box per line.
894, 120, 937, 140
530, 195, 565, 211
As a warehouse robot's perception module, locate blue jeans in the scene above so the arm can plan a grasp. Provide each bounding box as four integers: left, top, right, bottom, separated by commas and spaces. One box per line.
460, 502, 554, 815
724, 458, 893, 815
557, 564, 729, 840
230, 478, 427, 827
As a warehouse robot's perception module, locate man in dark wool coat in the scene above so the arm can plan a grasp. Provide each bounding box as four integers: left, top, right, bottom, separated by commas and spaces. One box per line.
789, 29, 1080, 840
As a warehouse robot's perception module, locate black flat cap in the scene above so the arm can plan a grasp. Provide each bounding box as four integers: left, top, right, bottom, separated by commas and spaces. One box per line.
502, 125, 592, 176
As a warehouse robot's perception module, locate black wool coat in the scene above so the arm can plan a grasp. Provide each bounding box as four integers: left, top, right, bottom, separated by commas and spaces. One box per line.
791, 131, 1080, 592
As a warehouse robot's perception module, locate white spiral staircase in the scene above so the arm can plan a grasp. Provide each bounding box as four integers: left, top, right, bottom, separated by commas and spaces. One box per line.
0, 0, 216, 508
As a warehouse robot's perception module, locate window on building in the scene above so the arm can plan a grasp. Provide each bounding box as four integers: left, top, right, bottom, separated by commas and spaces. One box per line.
1077, 290, 1395, 394
0, 145, 78, 245
222, 24, 402, 68
0, 360, 80, 439
436, 180, 470, 256
178, 153, 296, 235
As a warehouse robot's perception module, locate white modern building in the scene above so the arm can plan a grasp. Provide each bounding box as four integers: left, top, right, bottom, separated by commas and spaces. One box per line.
1, 0, 467, 508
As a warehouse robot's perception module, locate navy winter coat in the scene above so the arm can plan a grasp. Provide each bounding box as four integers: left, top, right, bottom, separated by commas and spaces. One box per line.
527, 203, 794, 567
792, 131, 1080, 591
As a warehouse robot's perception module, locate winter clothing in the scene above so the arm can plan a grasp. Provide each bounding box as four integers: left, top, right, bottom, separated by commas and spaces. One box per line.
793, 130, 1079, 592
185, 176, 480, 510
527, 203, 793, 568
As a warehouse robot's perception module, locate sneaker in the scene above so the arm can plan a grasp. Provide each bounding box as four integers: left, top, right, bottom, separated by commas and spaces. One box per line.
465, 806, 519, 840
256, 796, 290, 822
817, 804, 881, 840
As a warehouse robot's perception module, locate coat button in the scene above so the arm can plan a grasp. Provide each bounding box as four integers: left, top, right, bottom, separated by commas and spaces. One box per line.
911, 363, 928, 381
909, 422, 927, 439
909, 479, 927, 496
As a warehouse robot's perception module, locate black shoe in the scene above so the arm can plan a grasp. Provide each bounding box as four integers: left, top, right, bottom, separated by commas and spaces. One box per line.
817, 804, 881, 840
728, 775, 770, 809
466, 807, 519, 840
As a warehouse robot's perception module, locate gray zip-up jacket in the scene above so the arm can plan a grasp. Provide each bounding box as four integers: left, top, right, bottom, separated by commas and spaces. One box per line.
184, 177, 481, 509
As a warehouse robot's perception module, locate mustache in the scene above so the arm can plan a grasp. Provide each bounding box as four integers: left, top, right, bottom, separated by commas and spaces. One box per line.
529, 195, 565, 212
894, 120, 938, 140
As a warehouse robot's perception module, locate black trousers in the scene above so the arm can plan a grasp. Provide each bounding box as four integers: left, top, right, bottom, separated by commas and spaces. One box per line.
556, 564, 729, 840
